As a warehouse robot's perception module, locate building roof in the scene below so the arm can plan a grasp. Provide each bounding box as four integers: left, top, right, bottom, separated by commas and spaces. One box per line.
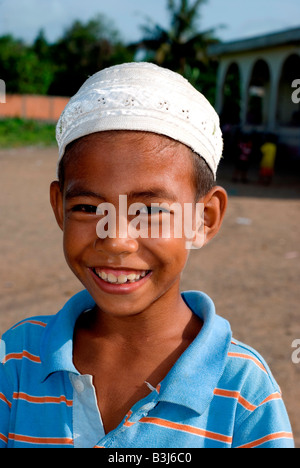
208, 26, 300, 56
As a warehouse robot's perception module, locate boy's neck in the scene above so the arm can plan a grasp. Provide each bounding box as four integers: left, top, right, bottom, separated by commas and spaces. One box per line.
75, 289, 201, 352
73, 289, 203, 434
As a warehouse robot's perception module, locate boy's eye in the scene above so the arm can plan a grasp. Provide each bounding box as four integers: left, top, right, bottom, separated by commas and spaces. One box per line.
71, 204, 97, 214
138, 206, 170, 215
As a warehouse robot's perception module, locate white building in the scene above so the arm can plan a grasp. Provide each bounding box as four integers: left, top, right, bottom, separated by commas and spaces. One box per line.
209, 27, 300, 161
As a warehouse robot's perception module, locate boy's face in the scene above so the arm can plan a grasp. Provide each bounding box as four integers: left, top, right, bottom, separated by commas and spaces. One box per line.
50, 131, 225, 318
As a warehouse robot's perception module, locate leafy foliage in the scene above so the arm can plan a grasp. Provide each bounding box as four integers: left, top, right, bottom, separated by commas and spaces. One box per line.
48, 15, 133, 96
0, 35, 53, 94
135, 0, 219, 102
0, 2, 219, 102
0, 118, 56, 147
0, 14, 133, 97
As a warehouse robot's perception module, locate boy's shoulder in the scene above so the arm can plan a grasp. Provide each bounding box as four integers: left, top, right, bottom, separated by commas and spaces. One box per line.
228, 337, 275, 378
221, 336, 281, 405
2, 315, 53, 337
0, 315, 53, 363
0, 290, 95, 367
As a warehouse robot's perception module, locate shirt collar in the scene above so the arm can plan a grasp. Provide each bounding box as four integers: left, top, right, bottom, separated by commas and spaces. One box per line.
158, 291, 232, 415
40, 290, 95, 382
40, 289, 232, 416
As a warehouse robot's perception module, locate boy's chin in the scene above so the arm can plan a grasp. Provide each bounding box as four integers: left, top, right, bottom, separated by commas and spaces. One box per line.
88, 295, 153, 319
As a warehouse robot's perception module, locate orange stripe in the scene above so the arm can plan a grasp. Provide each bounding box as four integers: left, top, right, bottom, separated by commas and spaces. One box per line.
214, 388, 240, 399
238, 395, 257, 412
13, 392, 72, 407
214, 388, 283, 412
0, 433, 8, 444
259, 392, 282, 406
8, 433, 73, 446
213, 388, 257, 411
3, 350, 41, 364
228, 352, 267, 374
139, 417, 232, 444
0, 392, 12, 409
123, 410, 134, 427
12, 320, 47, 330
237, 431, 293, 449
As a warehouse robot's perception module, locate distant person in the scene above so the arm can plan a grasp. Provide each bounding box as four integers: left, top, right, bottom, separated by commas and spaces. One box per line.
259, 134, 277, 186
232, 133, 253, 183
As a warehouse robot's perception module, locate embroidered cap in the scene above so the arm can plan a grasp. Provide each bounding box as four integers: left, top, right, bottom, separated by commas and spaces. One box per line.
56, 62, 223, 178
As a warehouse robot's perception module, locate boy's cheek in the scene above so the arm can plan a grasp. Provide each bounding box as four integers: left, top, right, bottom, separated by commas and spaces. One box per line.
63, 222, 97, 257
143, 237, 190, 268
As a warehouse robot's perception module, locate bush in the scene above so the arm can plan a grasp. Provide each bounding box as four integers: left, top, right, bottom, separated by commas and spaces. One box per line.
0, 118, 56, 147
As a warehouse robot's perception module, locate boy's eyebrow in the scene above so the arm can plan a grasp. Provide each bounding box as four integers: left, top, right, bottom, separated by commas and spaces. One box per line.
65, 187, 105, 200
65, 186, 178, 202
127, 188, 178, 202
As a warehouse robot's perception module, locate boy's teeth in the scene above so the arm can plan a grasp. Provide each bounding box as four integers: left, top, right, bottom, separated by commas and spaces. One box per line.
127, 273, 137, 281
117, 274, 128, 284
95, 270, 148, 284
107, 273, 118, 283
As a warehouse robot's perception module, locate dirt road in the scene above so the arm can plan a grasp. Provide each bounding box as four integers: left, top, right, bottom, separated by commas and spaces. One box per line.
1, 146, 300, 446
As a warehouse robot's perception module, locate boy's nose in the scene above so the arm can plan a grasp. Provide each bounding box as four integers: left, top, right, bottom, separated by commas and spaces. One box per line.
94, 236, 139, 256
94, 220, 139, 255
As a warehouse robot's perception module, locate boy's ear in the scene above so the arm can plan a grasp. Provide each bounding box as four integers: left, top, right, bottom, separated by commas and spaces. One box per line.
192, 186, 227, 249
50, 181, 64, 231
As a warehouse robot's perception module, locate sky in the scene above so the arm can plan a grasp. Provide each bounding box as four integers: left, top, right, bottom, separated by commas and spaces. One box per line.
0, 0, 299, 45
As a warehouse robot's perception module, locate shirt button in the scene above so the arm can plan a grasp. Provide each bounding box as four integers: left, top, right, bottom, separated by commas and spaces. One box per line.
73, 378, 85, 393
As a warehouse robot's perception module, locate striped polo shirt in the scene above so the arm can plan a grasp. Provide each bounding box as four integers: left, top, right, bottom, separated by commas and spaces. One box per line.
0, 289, 294, 448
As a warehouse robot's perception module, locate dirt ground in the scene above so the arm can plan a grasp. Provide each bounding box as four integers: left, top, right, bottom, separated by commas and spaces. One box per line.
1, 146, 300, 447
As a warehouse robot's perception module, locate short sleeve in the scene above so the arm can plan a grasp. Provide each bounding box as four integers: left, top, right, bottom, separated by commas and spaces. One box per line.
232, 394, 294, 448
0, 341, 13, 448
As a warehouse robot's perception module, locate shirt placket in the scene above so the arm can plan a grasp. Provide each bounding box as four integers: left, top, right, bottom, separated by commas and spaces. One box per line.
93, 393, 160, 448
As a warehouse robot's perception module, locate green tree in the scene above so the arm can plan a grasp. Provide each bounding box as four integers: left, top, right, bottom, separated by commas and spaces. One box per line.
0, 35, 26, 92
136, 0, 219, 103
33, 29, 52, 61
49, 15, 133, 96
0, 15, 133, 96
0, 34, 54, 95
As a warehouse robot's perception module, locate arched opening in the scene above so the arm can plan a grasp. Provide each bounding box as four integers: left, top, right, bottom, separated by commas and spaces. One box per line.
246, 59, 271, 126
220, 62, 241, 126
277, 54, 300, 126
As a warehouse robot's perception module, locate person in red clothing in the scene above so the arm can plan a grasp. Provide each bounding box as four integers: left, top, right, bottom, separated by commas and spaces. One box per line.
232, 133, 253, 183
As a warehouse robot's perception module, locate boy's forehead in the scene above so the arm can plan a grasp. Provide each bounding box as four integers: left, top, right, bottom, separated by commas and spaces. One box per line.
66, 131, 192, 165
65, 131, 193, 172
63, 131, 195, 198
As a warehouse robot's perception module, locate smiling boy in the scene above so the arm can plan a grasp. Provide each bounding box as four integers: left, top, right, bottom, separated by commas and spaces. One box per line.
0, 63, 294, 448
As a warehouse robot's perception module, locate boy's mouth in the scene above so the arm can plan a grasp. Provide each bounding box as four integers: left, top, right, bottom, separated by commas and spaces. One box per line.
92, 267, 151, 285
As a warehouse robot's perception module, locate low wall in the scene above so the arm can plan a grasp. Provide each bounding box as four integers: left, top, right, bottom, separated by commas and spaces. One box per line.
0, 94, 69, 122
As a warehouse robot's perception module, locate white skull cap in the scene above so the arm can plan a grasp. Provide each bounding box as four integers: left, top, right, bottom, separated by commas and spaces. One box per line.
56, 62, 223, 178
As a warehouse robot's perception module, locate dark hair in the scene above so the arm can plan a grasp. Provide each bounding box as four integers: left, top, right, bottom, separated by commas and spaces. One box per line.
189, 150, 215, 200
58, 139, 78, 192
58, 133, 215, 200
